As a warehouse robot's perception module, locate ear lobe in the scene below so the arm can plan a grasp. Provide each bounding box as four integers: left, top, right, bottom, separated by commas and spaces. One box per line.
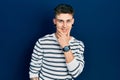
72, 18, 74, 24
53, 18, 56, 25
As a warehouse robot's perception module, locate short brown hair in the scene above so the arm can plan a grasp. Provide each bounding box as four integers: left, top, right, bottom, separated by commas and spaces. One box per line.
54, 4, 74, 17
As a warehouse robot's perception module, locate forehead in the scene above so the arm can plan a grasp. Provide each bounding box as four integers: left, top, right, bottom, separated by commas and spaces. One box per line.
56, 13, 73, 20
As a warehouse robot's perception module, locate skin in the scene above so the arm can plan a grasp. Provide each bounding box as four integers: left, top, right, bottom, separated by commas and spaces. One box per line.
30, 77, 39, 80
53, 13, 74, 63
31, 13, 74, 80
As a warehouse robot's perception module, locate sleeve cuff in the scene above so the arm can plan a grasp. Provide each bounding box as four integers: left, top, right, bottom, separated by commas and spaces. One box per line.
29, 72, 38, 78
66, 58, 79, 71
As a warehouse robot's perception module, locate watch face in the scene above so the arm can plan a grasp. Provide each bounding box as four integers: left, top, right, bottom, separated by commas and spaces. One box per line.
63, 46, 70, 52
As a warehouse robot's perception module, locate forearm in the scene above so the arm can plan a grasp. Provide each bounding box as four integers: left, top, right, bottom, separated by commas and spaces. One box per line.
66, 57, 84, 78
65, 50, 84, 78
64, 50, 74, 63
30, 77, 39, 80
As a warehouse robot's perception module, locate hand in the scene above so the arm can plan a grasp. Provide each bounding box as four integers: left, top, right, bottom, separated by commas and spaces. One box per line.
30, 77, 39, 80
56, 29, 70, 48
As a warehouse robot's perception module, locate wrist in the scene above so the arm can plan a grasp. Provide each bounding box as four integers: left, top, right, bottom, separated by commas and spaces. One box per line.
61, 43, 69, 48
62, 45, 71, 52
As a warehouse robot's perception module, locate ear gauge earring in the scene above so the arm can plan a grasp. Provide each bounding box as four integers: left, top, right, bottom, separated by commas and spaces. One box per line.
72, 24, 74, 26
53, 24, 56, 26
53, 22, 56, 26
53, 24, 56, 29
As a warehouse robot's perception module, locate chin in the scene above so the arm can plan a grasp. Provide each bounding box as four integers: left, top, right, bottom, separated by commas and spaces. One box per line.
62, 31, 67, 33
63, 32, 68, 35
62, 29, 68, 33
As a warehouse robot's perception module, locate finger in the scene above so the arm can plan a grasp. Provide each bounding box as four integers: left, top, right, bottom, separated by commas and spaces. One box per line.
57, 32, 61, 38
56, 31, 62, 38
67, 29, 71, 37
57, 28, 64, 35
57, 30, 63, 36
67, 31, 70, 37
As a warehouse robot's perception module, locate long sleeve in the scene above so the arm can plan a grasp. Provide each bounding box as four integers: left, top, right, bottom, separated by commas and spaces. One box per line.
66, 41, 85, 78
29, 39, 43, 78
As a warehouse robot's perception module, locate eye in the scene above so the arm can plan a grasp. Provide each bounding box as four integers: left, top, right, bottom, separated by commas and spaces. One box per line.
58, 20, 63, 23
67, 20, 71, 23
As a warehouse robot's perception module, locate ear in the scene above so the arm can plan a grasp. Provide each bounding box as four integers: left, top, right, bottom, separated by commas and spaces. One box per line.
72, 18, 74, 24
53, 18, 56, 25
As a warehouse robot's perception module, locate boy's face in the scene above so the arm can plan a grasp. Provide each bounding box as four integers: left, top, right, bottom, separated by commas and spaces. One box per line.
53, 13, 74, 35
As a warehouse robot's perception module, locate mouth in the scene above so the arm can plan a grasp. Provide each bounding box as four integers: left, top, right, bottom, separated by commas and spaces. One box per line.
62, 29, 67, 33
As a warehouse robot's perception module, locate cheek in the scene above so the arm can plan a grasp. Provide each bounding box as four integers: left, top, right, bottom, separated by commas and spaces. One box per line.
67, 23, 73, 26
68, 27, 72, 31
68, 24, 73, 28
56, 23, 62, 27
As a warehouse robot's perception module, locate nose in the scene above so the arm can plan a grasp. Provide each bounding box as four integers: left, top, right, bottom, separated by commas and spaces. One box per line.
63, 22, 67, 28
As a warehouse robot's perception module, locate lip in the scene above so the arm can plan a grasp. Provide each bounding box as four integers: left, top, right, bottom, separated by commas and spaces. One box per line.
62, 29, 67, 33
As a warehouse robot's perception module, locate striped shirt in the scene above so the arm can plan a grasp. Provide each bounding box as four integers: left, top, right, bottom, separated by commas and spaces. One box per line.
29, 33, 85, 80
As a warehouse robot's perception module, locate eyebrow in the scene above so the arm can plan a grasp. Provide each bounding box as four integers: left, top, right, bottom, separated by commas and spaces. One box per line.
56, 18, 73, 21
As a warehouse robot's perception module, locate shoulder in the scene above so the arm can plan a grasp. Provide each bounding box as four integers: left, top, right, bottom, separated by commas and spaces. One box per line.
72, 37, 85, 48
37, 33, 55, 43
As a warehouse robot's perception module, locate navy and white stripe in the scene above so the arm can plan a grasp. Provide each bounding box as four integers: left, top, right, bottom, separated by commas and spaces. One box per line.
29, 33, 85, 80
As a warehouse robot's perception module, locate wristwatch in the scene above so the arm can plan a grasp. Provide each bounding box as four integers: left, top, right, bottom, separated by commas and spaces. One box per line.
62, 46, 71, 52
